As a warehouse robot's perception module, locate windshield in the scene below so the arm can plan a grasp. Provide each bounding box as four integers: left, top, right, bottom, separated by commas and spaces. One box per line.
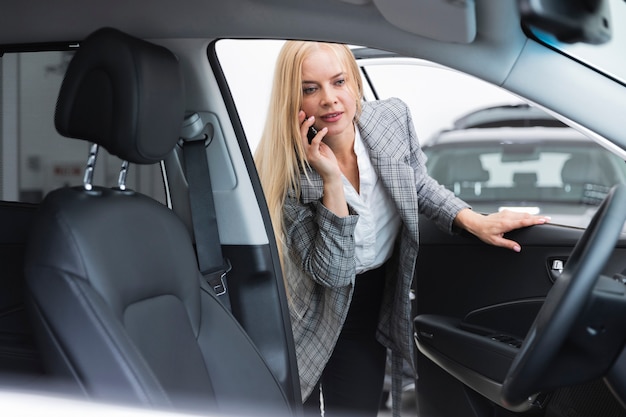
531, 0, 626, 85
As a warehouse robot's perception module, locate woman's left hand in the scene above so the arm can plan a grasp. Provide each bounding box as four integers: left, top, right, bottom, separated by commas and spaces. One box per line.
454, 208, 550, 252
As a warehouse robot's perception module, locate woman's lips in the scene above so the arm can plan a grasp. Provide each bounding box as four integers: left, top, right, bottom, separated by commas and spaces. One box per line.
321, 112, 343, 123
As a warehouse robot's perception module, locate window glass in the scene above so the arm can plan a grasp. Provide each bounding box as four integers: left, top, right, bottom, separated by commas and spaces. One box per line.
216, 39, 524, 149
0, 51, 166, 204
357, 61, 524, 143
216, 39, 285, 152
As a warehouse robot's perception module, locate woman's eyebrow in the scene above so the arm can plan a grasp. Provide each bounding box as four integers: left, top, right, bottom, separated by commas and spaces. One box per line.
302, 72, 345, 84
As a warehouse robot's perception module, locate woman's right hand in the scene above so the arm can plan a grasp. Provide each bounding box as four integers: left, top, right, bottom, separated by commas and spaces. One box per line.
299, 111, 349, 217
299, 111, 341, 182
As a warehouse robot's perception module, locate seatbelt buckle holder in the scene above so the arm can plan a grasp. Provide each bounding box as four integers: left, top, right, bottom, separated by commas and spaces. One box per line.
205, 258, 231, 296
213, 273, 227, 296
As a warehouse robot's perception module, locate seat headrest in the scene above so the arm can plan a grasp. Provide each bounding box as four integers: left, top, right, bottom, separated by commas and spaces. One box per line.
561, 154, 606, 185
513, 172, 537, 187
448, 154, 489, 183
55, 27, 185, 164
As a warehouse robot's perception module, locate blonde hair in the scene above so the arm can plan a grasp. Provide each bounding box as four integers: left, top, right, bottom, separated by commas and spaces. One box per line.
254, 41, 363, 266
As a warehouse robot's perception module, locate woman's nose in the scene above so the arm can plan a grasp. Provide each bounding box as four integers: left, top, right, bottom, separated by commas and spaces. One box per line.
320, 87, 337, 105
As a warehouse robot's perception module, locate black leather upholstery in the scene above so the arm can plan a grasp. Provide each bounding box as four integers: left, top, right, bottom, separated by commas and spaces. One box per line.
55, 27, 184, 164
24, 28, 293, 415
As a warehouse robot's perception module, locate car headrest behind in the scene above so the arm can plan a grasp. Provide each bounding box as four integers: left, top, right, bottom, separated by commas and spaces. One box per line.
448, 153, 490, 184
513, 172, 537, 187
55, 27, 185, 164
561, 154, 607, 186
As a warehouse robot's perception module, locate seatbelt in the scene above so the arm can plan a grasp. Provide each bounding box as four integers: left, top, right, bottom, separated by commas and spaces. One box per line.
180, 116, 231, 309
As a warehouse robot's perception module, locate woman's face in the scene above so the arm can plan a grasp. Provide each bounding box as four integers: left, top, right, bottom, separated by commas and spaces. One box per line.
300, 47, 357, 142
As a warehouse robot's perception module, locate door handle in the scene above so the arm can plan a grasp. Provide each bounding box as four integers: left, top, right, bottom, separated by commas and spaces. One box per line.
547, 258, 566, 282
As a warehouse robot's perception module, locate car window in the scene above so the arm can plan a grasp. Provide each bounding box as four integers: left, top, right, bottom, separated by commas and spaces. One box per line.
0, 50, 166, 204
215, 39, 626, 230
215, 40, 524, 149
355, 58, 526, 143
215, 39, 285, 153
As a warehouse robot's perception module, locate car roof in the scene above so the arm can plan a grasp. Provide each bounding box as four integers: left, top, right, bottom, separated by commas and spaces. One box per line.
452, 104, 568, 129
425, 126, 597, 148
0, 1, 502, 44
0, 1, 527, 85
1, 1, 625, 155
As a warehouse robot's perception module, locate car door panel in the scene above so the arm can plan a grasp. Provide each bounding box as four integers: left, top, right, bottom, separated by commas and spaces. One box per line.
413, 214, 626, 417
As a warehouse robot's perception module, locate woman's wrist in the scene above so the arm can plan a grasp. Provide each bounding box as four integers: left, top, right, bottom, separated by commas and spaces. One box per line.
322, 178, 349, 217
453, 207, 480, 233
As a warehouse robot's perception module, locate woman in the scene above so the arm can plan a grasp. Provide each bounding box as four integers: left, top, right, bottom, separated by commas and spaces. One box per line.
254, 41, 548, 417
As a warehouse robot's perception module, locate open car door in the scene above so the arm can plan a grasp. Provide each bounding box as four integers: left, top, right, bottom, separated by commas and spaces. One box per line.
413, 186, 626, 417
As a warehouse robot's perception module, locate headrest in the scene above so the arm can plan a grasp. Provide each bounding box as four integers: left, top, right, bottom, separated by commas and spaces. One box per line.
448, 154, 489, 183
513, 172, 537, 187
561, 154, 606, 185
55, 27, 185, 164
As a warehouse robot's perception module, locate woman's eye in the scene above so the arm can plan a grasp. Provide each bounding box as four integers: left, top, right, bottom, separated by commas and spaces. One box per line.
335, 79, 346, 86
303, 86, 316, 95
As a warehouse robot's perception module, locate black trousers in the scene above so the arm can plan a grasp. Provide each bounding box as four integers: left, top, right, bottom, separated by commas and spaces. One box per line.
304, 264, 387, 417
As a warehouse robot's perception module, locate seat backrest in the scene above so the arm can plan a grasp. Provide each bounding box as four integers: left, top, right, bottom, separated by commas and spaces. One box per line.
24, 27, 294, 416
448, 154, 490, 184
513, 172, 538, 188
436, 153, 490, 197
0, 202, 43, 376
561, 154, 607, 186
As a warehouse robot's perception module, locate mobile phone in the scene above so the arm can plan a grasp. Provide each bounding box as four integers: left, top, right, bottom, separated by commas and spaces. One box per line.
307, 125, 318, 144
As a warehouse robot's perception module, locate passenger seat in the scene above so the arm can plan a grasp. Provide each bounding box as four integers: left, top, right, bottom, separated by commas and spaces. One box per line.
23, 27, 296, 416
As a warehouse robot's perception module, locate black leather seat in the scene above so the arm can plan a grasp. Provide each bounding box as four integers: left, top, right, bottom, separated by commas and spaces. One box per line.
24, 27, 294, 416
561, 154, 608, 189
438, 153, 490, 197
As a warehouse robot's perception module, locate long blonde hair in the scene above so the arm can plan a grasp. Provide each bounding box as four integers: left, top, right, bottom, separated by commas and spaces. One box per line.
254, 41, 364, 266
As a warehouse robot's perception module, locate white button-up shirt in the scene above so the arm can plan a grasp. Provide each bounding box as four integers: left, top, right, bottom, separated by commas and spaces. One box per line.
343, 127, 401, 274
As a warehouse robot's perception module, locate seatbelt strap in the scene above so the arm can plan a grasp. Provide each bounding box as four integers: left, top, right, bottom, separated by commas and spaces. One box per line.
181, 124, 231, 309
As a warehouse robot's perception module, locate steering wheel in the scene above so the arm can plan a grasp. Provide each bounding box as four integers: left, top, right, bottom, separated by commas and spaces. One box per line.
501, 184, 626, 407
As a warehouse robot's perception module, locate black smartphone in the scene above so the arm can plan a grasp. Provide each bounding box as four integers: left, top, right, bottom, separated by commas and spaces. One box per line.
307, 125, 318, 144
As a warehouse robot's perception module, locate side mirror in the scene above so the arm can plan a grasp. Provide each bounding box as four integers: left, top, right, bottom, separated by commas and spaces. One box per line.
518, 0, 612, 44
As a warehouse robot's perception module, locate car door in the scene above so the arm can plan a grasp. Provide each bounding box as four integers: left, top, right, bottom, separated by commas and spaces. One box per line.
414, 216, 626, 417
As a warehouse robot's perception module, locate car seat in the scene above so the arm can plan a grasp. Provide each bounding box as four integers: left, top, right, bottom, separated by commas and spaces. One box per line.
561, 154, 610, 204
23, 27, 295, 416
561, 154, 608, 189
445, 154, 490, 197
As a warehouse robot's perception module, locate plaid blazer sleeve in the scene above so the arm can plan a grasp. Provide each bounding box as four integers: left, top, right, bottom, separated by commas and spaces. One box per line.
282, 185, 360, 400
283, 186, 359, 289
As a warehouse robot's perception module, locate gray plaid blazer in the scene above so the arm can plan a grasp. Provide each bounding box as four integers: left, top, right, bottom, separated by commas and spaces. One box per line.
283, 98, 469, 400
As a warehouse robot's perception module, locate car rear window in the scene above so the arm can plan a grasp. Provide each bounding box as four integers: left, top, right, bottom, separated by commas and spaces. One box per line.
425, 143, 626, 206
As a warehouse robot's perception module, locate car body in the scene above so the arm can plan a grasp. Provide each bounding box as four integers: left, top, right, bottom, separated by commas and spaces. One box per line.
423, 105, 626, 229
1, 1, 626, 417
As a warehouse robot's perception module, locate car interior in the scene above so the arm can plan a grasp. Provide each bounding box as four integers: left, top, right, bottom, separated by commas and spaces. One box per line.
21, 27, 296, 416
1, 1, 626, 417
427, 146, 618, 204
